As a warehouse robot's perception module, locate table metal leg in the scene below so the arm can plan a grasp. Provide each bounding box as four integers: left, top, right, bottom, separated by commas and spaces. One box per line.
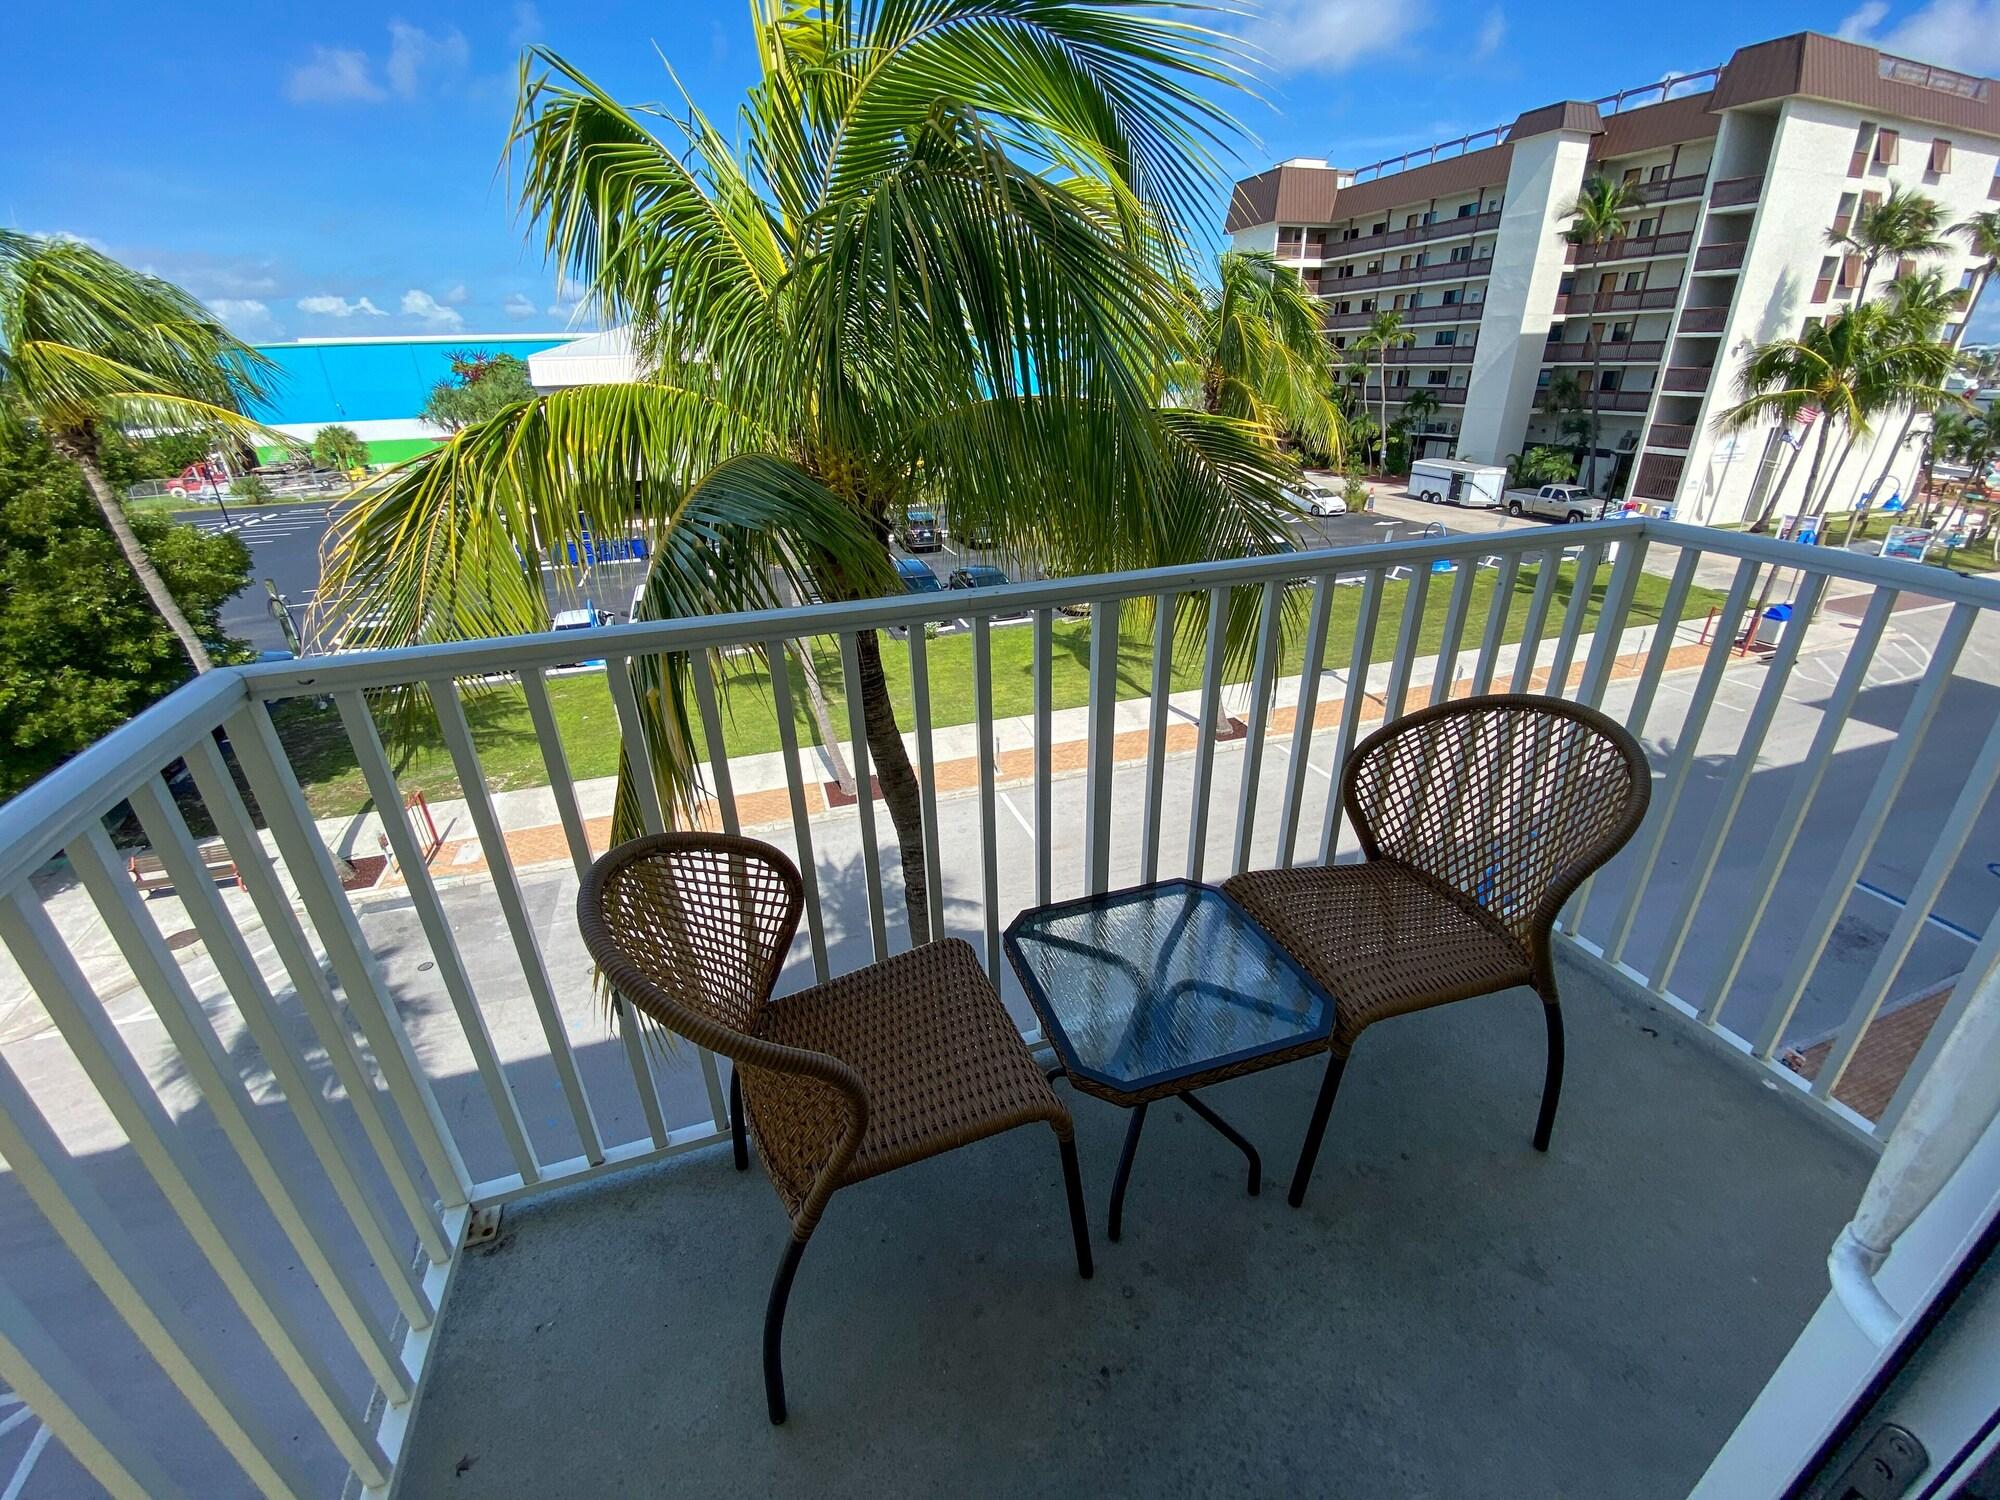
1178, 1090, 1262, 1197
1107, 1103, 1149, 1243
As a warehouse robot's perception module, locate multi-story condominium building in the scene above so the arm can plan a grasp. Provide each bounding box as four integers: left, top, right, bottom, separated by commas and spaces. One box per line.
1226, 31, 2000, 525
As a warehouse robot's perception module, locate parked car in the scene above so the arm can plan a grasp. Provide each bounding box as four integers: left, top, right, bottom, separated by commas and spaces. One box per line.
1285, 477, 1347, 517
1504, 484, 1612, 523
552, 604, 615, 667
953, 518, 996, 547
899, 508, 942, 552
894, 557, 943, 594
947, 564, 1029, 621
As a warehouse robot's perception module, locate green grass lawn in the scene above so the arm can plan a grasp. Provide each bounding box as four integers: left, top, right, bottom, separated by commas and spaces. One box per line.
276, 559, 1719, 819
1823, 509, 2000, 574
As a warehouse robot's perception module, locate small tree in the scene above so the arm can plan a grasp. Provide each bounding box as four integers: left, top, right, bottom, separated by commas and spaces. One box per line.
1354, 310, 1413, 469
421, 351, 536, 432
1187, 252, 1344, 462
1828, 186, 1948, 303
1509, 446, 1578, 487
311, 423, 369, 473
1558, 177, 1642, 493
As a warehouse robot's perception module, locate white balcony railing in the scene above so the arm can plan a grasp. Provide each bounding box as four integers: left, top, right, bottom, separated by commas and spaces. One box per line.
0, 517, 1997, 1495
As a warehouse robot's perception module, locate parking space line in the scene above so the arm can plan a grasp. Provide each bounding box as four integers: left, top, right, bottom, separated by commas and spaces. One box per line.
1, 1423, 50, 1500
1853, 878, 1982, 944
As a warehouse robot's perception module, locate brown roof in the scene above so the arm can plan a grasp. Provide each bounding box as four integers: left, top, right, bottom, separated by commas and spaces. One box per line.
1332, 143, 1513, 219
1711, 31, 2000, 137
1591, 92, 1721, 159
1224, 162, 1341, 231
1507, 101, 1604, 141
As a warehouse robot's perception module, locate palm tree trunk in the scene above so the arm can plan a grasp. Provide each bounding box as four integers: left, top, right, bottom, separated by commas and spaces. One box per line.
1746, 419, 1838, 636
58, 430, 213, 672
792, 641, 855, 795
1809, 436, 1859, 528
1587, 343, 1604, 496
852, 629, 931, 946
1377, 352, 1389, 472
1751, 429, 1810, 533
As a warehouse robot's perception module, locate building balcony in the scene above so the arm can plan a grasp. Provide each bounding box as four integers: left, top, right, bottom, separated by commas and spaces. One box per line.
1633, 452, 1686, 499
4, 522, 1997, 1497
1693, 242, 1748, 273
1678, 305, 1730, 334
1377, 343, 1476, 366
1585, 388, 1655, 413
1708, 175, 1765, 208
1628, 172, 1709, 206
1546, 339, 1666, 366
1322, 254, 1493, 295
1663, 364, 1716, 393
1564, 230, 1694, 267
1325, 301, 1480, 331
1327, 209, 1503, 255
1559, 285, 1681, 316
1648, 421, 1696, 451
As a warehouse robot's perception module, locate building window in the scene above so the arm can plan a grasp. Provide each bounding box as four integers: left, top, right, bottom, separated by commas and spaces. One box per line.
1636, 217, 1657, 238
1851, 123, 1876, 175
1434, 330, 1456, 346
1336, 301, 1351, 315
1896, 257, 1916, 280
1426, 370, 1448, 386
1599, 370, 1622, 392
1343, 226, 1360, 240
1649, 163, 1667, 182
1930, 138, 1954, 174
1622, 167, 1641, 185
1815, 256, 1838, 302
1610, 321, 1632, 343
1876, 127, 1900, 164
1361, 297, 1376, 311
1450, 244, 1471, 262
1457, 202, 1475, 218
1371, 221, 1388, 235
1547, 325, 1563, 343
1393, 370, 1410, 387
1367, 260, 1382, 274
1405, 213, 1421, 229
1624, 271, 1642, 291
1537, 368, 1552, 388
1839, 253, 1863, 290
1337, 264, 1353, 279
1862, 189, 1883, 212
1440, 289, 1460, 306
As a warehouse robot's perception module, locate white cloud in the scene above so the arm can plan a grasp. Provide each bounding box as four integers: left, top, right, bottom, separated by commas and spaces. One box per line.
1839, 0, 2000, 74
1472, 11, 1505, 61
503, 293, 539, 319
385, 22, 469, 97
208, 298, 275, 333
510, 2, 543, 49
286, 46, 385, 104
442, 283, 469, 305
1242, 0, 1430, 74
401, 289, 466, 330
298, 294, 386, 318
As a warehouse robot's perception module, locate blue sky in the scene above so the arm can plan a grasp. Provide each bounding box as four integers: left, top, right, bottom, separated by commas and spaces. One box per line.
6, 0, 1997, 344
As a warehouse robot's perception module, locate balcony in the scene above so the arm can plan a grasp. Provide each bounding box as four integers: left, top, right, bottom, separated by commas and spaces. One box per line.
1546, 338, 1666, 365
1378, 342, 1476, 365
1560, 285, 1680, 316
1648, 421, 1695, 450
1679, 305, 1730, 334
1663, 364, 1716, 393
4, 521, 1997, 1497
1693, 242, 1748, 273
1633, 452, 1685, 499
1708, 175, 1764, 209
1325, 300, 1480, 330
1330, 208, 1502, 254
1587, 388, 1655, 412
1564, 230, 1693, 267
1629, 172, 1709, 206
1322, 254, 1493, 296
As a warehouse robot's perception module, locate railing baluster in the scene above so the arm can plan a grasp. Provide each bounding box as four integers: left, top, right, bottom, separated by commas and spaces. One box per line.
1231, 581, 1284, 876
0, 1275, 190, 1500
1139, 593, 1175, 884
1186, 586, 1230, 883
429, 681, 610, 1164
1753, 604, 1977, 1060
1470, 550, 1519, 696
972, 617, 1003, 973
1507, 548, 1560, 694
1277, 575, 1336, 869
604, 654, 668, 836
0, 1053, 313, 1499
688, 650, 741, 836
1543, 540, 1602, 697
1703, 588, 1895, 1024
1083, 599, 1122, 895
764, 638, 829, 981
1033, 608, 1054, 906
181, 735, 451, 1263
334, 692, 541, 1184
1814, 713, 2000, 1100
123, 780, 433, 1332
1429, 560, 1477, 707
226, 702, 470, 1208
1654, 573, 1826, 992
1602, 558, 1760, 968
906, 628, 945, 945
836, 633, 888, 962
0, 889, 392, 1488
1319, 568, 1383, 864
1576, 537, 1650, 707
521, 667, 669, 1151
1382, 563, 1430, 718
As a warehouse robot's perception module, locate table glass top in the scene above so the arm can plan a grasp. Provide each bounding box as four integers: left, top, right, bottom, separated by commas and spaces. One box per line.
1004, 881, 1333, 1094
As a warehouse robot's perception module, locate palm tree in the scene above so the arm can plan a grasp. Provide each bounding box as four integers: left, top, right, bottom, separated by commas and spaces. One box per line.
1353, 309, 1413, 469
318, 7, 1292, 944
1188, 251, 1344, 462
1954, 209, 2000, 333
1847, 270, 1970, 536
0, 231, 281, 672
1398, 386, 1441, 459
1827, 185, 1949, 303
1722, 303, 1957, 535
1558, 177, 1642, 493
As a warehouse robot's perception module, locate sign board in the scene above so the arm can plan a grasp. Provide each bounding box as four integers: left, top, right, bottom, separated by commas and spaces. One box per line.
1882, 525, 1934, 562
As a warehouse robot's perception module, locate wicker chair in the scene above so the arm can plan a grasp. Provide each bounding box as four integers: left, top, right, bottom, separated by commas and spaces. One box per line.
577, 833, 1092, 1425
1222, 693, 1650, 1208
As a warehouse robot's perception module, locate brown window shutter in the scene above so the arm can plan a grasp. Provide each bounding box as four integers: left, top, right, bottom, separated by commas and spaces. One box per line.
1897, 257, 1916, 280
1812, 276, 1833, 302
1862, 189, 1883, 211
1841, 254, 1864, 287
1930, 138, 1952, 173
1876, 128, 1899, 164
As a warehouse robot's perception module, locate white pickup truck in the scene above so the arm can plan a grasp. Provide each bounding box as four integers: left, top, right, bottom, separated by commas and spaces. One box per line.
1504, 484, 1612, 523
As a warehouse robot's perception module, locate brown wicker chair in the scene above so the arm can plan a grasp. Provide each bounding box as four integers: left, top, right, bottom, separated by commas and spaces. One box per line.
1222, 693, 1650, 1208
577, 832, 1092, 1425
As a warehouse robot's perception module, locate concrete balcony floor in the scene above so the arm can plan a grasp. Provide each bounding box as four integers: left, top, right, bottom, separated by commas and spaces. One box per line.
393, 947, 1868, 1498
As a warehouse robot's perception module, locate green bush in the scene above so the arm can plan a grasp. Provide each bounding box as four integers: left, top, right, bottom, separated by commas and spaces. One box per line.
1508, 446, 1578, 487
229, 474, 273, 503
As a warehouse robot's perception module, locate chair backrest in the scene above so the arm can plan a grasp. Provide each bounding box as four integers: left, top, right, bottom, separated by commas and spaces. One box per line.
1341, 694, 1650, 956
577, 833, 805, 1056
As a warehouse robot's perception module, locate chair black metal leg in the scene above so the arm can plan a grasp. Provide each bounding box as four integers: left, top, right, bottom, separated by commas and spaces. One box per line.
730, 1068, 748, 1172
1178, 1091, 1262, 1196
1057, 1135, 1093, 1278
1288, 1053, 1348, 1209
1534, 999, 1565, 1153
763, 1234, 808, 1425
1107, 1103, 1149, 1243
